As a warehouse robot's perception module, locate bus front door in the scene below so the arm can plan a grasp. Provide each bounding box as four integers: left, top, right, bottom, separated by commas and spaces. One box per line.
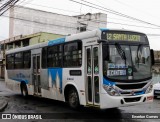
86, 45, 100, 106
32, 54, 41, 95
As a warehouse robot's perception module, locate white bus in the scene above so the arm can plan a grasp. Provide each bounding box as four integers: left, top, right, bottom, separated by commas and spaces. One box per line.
5, 29, 154, 109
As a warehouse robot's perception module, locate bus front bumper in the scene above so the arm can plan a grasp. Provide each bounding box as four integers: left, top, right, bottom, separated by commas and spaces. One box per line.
100, 92, 153, 109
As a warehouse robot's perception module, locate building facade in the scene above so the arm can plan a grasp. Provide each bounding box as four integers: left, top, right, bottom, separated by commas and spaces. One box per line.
0, 6, 107, 78
0, 32, 63, 78
152, 51, 160, 74
9, 6, 107, 38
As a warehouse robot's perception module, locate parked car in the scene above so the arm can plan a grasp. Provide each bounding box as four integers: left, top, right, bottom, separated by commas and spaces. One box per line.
153, 81, 160, 98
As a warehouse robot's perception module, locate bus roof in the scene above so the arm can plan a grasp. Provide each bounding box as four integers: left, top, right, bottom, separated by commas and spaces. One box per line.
6, 28, 147, 54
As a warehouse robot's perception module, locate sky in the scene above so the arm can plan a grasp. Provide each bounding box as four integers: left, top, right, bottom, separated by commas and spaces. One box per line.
1, 0, 160, 50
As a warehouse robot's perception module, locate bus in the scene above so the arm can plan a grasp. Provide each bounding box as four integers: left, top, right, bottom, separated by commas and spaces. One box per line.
5, 29, 154, 109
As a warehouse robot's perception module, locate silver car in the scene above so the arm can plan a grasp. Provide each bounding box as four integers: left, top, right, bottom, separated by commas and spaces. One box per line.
153, 81, 160, 98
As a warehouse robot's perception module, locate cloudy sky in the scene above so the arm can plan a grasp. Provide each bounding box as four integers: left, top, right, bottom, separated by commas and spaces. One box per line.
1, 0, 160, 50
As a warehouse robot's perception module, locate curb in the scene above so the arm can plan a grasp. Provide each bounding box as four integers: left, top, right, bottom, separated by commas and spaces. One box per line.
0, 100, 8, 112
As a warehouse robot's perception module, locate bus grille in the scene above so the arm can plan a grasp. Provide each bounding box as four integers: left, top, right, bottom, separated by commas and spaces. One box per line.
124, 97, 141, 103
116, 83, 147, 90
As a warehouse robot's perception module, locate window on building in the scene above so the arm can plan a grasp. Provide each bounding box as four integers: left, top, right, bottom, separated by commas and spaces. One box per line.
80, 26, 86, 32
7, 43, 13, 50
15, 41, 21, 48
23, 39, 29, 47
0, 44, 5, 51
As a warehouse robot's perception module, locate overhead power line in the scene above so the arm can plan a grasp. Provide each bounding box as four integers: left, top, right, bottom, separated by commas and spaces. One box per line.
78, 16, 160, 30
12, 0, 160, 30
69, 0, 160, 28
0, 0, 20, 16
21, 2, 81, 14
80, 0, 160, 28
3, 10, 160, 31
113, 0, 160, 21
20, 1, 158, 26
2, 14, 77, 29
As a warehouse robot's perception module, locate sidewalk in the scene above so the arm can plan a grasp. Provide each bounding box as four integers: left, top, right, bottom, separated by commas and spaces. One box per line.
0, 98, 8, 112
0, 78, 4, 81
0, 79, 8, 112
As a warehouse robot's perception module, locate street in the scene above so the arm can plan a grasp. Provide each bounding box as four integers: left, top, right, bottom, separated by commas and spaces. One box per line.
0, 79, 160, 122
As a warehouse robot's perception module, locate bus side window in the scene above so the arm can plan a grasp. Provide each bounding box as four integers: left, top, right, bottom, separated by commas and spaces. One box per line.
63, 41, 82, 67
14, 52, 23, 69
42, 47, 47, 68
23, 51, 31, 69
6, 54, 14, 69
47, 45, 62, 68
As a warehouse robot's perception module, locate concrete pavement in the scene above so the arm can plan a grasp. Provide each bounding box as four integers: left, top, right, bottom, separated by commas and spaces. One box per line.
0, 98, 8, 112
0, 79, 8, 112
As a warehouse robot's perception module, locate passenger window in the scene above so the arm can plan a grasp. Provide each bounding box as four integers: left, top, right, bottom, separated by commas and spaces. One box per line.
63, 41, 82, 67
14, 52, 23, 69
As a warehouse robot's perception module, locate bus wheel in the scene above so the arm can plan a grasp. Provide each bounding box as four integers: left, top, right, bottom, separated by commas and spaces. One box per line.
21, 83, 28, 97
68, 88, 80, 109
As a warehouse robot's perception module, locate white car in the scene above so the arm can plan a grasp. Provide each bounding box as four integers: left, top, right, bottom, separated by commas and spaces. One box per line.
153, 81, 160, 98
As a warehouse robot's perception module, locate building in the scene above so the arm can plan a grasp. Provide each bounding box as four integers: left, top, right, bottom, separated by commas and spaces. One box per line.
154, 51, 160, 63
0, 32, 63, 78
152, 50, 160, 74
9, 6, 107, 38
0, 6, 107, 78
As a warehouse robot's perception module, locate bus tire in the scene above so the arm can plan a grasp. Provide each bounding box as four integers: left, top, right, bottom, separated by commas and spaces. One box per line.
154, 96, 157, 99
21, 83, 28, 98
68, 88, 80, 109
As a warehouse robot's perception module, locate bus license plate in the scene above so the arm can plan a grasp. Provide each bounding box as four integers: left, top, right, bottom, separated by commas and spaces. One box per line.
147, 96, 153, 101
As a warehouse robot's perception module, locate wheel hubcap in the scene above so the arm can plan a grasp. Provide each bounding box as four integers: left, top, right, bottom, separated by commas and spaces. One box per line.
69, 91, 77, 107
22, 88, 26, 96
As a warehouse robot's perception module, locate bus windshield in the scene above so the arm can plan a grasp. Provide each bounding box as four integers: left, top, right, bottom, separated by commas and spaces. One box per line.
103, 44, 151, 81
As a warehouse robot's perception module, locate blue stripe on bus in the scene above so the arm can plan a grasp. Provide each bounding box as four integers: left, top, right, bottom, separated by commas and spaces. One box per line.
48, 37, 65, 46
11, 78, 28, 84
135, 91, 145, 95
48, 68, 63, 93
100, 28, 109, 31
103, 77, 115, 86
103, 77, 145, 96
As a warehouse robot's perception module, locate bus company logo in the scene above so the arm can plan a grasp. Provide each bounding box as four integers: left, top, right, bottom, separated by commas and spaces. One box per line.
2, 114, 11, 119
131, 90, 135, 96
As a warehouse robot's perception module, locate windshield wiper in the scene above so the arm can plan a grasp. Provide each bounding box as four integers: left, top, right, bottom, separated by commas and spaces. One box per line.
115, 43, 127, 65
137, 44, 142, 67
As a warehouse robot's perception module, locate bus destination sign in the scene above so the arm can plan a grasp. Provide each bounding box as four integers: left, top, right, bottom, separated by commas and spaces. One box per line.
102, 31, 146, 42
106, 33, 141, 42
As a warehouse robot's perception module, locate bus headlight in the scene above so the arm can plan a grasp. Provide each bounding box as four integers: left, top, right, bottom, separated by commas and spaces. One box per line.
103, 85, 120, 96
145, 84, 153, 94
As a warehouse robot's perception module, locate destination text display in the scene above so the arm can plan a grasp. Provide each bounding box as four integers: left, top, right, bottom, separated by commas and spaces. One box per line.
101, 31, 147, 42
107, 33, 141, 41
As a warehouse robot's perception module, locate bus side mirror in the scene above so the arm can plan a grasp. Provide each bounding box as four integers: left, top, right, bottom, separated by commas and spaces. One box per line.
150, 49, 155, 66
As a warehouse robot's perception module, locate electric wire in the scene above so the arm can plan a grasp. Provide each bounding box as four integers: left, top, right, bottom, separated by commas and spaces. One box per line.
69, 0, 160, 28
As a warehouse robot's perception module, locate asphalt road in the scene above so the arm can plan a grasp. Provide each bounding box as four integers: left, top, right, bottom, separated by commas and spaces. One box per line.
0, 79, 160, 122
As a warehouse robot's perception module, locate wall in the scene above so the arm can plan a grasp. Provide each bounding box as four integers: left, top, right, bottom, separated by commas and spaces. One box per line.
9, 6, 107, 38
